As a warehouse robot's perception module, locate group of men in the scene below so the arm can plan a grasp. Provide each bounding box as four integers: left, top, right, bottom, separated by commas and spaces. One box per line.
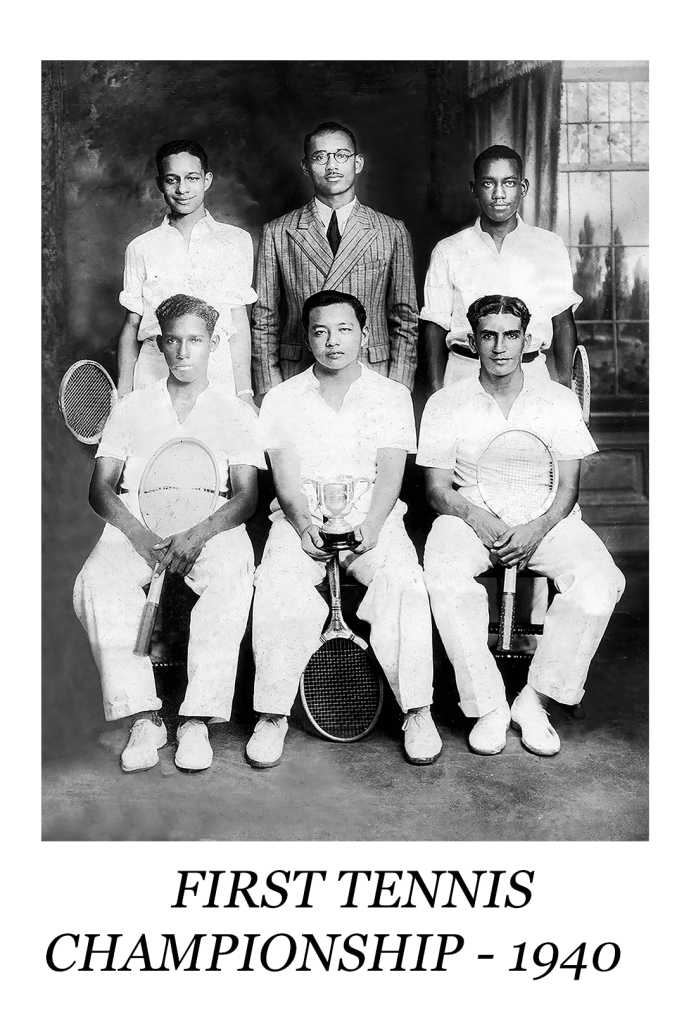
73, 122, 625, 775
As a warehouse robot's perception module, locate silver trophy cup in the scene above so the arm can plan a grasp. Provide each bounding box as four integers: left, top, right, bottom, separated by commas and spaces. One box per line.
302, 476, 371, 549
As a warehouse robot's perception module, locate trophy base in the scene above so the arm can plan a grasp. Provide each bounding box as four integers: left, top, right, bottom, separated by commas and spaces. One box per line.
320, 529, 358, 551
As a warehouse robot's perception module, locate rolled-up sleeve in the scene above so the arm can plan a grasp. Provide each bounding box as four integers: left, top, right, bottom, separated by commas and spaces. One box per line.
96, 395, 133, 462
119, 241, 145, 316
416, 393, 458, 469
551, 392, 598, 460
544, 234, 583, 319
223, 228, 258, 307
419, 243, 455, 331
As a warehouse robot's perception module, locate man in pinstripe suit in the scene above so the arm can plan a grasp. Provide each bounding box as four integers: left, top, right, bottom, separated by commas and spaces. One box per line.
252, 121, 419, 396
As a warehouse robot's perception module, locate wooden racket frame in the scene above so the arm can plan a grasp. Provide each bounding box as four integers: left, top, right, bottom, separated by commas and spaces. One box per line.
299, 552, 384, 742
58, 359, 117, 444
571, 344, 591, 426
133, 437, 220, 658
476, 429, 558, 653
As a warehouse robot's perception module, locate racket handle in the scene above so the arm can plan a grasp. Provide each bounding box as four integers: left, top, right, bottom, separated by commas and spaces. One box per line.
498, 567, 517, 652
133, 568, 165, 658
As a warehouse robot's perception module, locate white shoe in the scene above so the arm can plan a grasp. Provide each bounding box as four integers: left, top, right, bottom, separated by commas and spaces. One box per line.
175, 720, 213, 771
246, 715, 288, 768
402, 707, 442, 765
121, 718, 167, 773
469, 705, 511, 755
510, 689, 561, 756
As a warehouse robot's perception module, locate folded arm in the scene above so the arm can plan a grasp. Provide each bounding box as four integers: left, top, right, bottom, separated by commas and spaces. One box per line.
116, 311, 143, 396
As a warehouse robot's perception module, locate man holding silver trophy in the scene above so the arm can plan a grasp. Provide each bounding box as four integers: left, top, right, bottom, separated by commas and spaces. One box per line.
246, 290, 441, 769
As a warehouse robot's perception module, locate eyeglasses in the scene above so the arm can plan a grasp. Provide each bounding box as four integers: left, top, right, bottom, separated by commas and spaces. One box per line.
309, 149, 356, 165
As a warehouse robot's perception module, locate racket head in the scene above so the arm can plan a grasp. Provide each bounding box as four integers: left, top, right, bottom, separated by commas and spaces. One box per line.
476, 429, 558, 526
138, 437, 220, 536
572, 345, 591, 425
300, 636, 384, 742
58, 360, 117, 444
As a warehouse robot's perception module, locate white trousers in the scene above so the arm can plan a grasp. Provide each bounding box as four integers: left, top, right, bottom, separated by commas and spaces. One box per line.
423, 515, 625, 718
444, 349, 549, 387
73, 523, 255, 722
252, 513, 434, 715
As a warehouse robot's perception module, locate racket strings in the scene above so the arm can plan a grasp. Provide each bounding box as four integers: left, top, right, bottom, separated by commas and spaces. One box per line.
61, 366, 114, 438
478, 435, 556, 521
139, 444, 219, 535
302, 638, 381, 740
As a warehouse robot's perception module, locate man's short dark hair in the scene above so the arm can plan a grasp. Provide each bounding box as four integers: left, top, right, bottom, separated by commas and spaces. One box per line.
466, 294, 531, 335
473, 145, 524, 180
156, 294, 219, 334
156, 139, 209, 176
303, 121, 357, 159
301, 290, 367, 331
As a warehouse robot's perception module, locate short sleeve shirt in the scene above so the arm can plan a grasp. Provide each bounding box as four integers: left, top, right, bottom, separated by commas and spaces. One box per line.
97, 378, 266, 522
420, 217, 581, 353
416, 375, 597, 516
119, 211, 258, 343
259, 365, 416, 526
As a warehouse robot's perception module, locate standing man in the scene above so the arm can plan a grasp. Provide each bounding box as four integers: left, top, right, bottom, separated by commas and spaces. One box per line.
252, 121, 419, 397
421, 145, 581, 391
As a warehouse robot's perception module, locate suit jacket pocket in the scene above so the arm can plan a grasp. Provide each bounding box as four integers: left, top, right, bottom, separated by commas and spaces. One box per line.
367, 342, 390, 363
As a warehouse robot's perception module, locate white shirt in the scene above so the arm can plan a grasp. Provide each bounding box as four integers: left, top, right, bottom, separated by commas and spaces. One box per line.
119, 210, 258, 344
314, 196, 357, 235
416, 375, 597, 516
420, 216, 581, 353
260, 364, 416, 527
97, 378, 265, 522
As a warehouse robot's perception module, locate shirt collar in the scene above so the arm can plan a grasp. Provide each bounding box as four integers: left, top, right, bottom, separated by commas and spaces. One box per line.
161, 209, 216, 234
474, 213, 527, 247
304, 361, 367, 392
314, 196, 357, 228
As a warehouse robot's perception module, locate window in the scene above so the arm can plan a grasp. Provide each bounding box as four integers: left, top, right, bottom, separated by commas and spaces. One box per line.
556, 62, 648, 410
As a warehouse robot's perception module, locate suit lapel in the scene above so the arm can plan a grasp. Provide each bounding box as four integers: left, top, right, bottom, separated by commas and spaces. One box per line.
285, 200, 333, 278
324, 203, 381, 291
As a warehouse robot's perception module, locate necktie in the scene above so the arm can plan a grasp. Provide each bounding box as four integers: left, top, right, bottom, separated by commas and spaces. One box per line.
327, 210, 341, 256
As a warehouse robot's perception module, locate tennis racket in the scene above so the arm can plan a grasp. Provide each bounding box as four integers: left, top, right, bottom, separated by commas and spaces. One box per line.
571, 344, 591, 426
58, 359, 117, 444
133, 437, 221, 658
299, 553, 384, 742
477, 429, 558, 652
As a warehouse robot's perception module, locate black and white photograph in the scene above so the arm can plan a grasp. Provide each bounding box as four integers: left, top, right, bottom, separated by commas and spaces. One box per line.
41, 58, 649, 844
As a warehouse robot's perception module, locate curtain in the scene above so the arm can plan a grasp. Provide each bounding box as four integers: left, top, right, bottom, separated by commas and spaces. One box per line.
469, 61, 562, 231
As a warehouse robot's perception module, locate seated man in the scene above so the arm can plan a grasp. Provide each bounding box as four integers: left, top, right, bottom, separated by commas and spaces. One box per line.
247, 289, 441, 768
417, 294, 625, 757
74, 294, 264, 773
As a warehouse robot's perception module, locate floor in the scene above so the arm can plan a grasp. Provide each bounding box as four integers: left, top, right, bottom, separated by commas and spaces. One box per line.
42, 588, 648, 843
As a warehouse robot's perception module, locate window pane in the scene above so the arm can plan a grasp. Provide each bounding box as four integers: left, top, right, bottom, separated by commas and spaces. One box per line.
617, 323, 648, 395
569, 171, 611, 244
615, 248, 649, 320
588, 81, 610, 122
571, 247, 612, 319
609, 123, 632, 163
612, 171, 649, 245
567, 82, 588, 122
559, 123, 568, 164
578, 323, 616, 395
568, 124, 589, 163
631, 82, 649, 121
610, 82, 631, 120
589, 123, 610, 163
556, 173, 570, 244
632, 123, 649, 162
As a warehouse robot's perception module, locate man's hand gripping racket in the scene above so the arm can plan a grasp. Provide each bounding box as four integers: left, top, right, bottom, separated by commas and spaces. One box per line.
133, 437, 221, 657
476, 429, 558, 652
